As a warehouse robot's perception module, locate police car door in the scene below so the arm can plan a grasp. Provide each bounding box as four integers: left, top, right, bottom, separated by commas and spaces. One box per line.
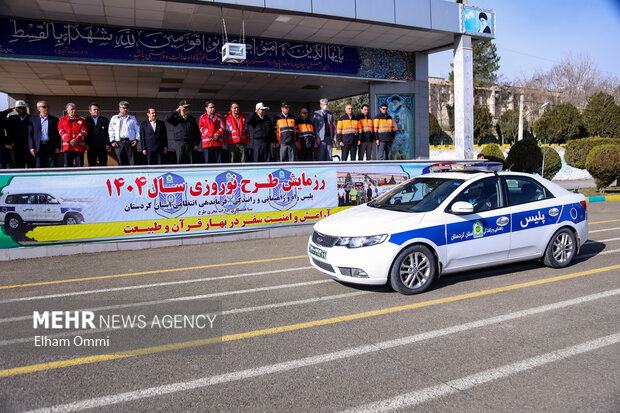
444, 177, 511, 270
39, 194, 61, 222
502, 176, 561, 259
19, 194, 38, 222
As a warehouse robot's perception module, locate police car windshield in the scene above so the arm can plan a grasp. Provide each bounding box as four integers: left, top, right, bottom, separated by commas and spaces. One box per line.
368, 177, 464, 212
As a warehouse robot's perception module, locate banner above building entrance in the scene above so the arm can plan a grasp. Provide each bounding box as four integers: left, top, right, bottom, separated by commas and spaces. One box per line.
0, 17, 415, 81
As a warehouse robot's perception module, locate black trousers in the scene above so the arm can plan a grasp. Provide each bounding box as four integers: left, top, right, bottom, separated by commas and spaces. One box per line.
203, 147, 223, 164
341, 143, 358, 161
64, 151, 84, 167
145, 150, 163, 165
253, 140, 270, 162
87, 147, 108, 166
359, 141, 374, 161
114, 140, 136, 166
35, 143, 57, 168
12, 145, 35, 168
174, 142, 193, 165
299, 146, 314, 161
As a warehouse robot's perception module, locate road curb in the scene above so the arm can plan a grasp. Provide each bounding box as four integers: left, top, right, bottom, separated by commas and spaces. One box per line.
586, 195, 620, 203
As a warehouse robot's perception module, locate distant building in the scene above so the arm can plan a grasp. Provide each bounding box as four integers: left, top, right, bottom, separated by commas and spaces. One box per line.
429, 77, 559, 130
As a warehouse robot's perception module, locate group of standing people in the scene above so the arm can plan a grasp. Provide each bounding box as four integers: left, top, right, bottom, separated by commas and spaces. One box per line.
0, 97, 397, 168
0, 99, 167, 168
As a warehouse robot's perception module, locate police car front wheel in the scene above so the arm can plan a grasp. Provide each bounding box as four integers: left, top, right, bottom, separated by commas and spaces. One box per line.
543, 228, 577, 268
390, 245, 437, 295
4, 214, 23, 233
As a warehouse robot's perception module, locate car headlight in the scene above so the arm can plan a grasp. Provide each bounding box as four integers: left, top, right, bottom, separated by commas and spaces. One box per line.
335, 234, 388, 248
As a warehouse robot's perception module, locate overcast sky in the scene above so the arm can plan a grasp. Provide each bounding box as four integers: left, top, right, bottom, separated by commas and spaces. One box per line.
429, 0, 620, 82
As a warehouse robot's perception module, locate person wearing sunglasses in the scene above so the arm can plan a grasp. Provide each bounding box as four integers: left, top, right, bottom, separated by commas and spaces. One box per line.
28, 100, 61, 168
296, 107, 316, 161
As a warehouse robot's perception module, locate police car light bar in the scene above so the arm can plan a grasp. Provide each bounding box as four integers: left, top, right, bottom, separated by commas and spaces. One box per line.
422, 161, 503, 174
422, 163, 456, 174
451, 162, 503, 172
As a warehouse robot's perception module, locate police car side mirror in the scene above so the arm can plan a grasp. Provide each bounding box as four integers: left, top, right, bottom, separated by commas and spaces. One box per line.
450, 201, 474, 215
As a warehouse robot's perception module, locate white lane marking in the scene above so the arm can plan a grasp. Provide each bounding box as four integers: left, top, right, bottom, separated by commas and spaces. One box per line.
579, 248, 620, 259
222, 291, 369, 316
343, 332, 620, 413
0, 291, 369, 346
24, 289, 620, 413
586, 237, 620, 244
0, 266, 313, 305
0, 279, 331, 324
589, 227, 620, 233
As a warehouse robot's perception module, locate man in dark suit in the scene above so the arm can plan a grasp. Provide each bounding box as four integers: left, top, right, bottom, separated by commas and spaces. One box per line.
85, 102, 110, 167
28, 100, 61, 168
0, 107, 12, 168
6, 100, 33, 168
140, 107, 168, 165
312, 98, 336, 161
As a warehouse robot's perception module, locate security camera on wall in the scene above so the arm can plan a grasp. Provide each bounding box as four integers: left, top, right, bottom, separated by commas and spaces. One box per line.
222, 43, 246, 63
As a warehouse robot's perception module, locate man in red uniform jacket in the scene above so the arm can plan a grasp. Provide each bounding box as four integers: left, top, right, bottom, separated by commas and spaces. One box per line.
58, 103, 87, 167
224, 102, 249, 163
199, 100, 225, 164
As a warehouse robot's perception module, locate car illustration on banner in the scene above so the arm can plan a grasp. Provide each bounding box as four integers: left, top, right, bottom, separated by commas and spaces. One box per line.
0, 192, 84, 233
308, 163, 588, 294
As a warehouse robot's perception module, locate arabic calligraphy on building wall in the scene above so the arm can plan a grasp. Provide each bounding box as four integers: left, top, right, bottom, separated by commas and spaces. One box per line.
0, 17, 414, 80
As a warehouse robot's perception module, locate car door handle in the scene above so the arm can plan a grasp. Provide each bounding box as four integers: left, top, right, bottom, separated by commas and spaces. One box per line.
549, 208, 560, 217
496, 216, 510, 226
23, 208, 34, 211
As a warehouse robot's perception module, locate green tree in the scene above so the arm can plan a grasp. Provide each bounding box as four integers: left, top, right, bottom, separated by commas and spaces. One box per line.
351, 94, 369, 114
534, 103, 583, 144
329, 94, 369, 119
541, 146, 562, 180
429, 112, 453, 145
388, 176, 396, 185
582, 92, 620, 138
429, 112, 442, 145
344, 173, 352, 184
479, 143, 506, 167
446, 104, 455, 133
565, 136, 620, 169
449, 40, 500, 87
506, 139, 542, 173
586, 144, 620, 191
498, 109, 528, 145
473, 106, 494, 144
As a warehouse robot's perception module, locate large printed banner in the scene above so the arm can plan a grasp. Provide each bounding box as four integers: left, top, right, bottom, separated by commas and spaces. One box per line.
0, 163, 434, 249
0, 17, 414, 80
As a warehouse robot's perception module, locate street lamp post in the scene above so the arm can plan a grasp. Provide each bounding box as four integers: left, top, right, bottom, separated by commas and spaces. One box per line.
539, 101, 550, 178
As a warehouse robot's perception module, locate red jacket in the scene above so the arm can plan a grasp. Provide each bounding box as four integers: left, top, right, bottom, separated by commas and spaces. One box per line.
224, 111, 249, 145
58, 115, 87, 152
199, 112, 225, 148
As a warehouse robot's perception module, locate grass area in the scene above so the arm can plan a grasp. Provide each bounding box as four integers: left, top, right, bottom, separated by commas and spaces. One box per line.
577, 186, 620, 198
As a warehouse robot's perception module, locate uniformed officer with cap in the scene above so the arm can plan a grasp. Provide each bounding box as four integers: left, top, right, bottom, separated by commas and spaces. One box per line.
6, 100, 33, 168
166, 99, 199, 164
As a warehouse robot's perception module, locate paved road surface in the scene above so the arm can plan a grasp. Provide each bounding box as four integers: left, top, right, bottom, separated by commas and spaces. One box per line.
0, 202, 618, 412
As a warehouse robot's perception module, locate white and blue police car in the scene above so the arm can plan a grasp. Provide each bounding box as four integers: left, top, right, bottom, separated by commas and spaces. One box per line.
308, 163, 588, 294
0, 192, 84, 233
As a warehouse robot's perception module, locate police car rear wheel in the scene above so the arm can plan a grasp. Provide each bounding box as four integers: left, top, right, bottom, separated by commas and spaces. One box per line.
64, 214, 82, 225
543, 228, 576, 268
390, 245, 437, 295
